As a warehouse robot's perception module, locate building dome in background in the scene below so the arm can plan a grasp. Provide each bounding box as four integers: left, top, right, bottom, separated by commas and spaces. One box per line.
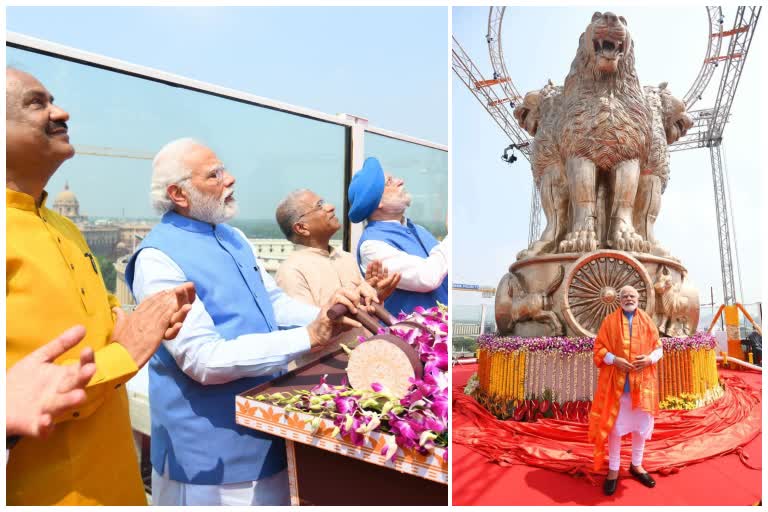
52, 182, 80, 219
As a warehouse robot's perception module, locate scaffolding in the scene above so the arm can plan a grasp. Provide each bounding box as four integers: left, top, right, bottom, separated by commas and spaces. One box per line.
452, 6, 762, 305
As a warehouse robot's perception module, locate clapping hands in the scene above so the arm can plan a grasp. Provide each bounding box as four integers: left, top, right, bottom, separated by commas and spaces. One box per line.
6, 325, 96, 438
364, 260, 401, 302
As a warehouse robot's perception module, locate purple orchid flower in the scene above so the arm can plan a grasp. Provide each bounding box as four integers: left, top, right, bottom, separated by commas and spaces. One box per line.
430, 394, 448, 420
310, 374, 334, 395
334, 395, 358, 415
260, 304, 450, 461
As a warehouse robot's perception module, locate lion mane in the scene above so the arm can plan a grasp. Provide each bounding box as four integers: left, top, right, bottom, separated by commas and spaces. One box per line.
644, 83, 693, 192
559, 12, 652, 171
644, 84, 671, 189
514, 81, 564, 183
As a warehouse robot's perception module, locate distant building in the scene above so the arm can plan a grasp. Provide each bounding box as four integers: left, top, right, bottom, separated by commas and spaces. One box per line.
52, 182, 86, 222
453, 323, 481, 336
81, 224, 121, 257
452, 303, 497, 336
113, 256, 134, 308
252, 238, 342, 274
52, 183, 155, 259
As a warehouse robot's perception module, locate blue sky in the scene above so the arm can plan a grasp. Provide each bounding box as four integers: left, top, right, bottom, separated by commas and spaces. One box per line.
453, 6, 764, 305
7, 6, 448, 144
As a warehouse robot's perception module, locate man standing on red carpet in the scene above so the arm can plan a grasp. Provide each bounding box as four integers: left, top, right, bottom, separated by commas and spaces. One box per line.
588, 285, 663, 496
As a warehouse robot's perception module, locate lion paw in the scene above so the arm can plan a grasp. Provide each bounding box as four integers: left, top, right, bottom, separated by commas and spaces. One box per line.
517, 240, 554, 260
558, 229, 598, 253
608, 225, 646, 252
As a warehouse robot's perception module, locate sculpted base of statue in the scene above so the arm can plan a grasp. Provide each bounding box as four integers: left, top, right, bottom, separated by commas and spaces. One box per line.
495, 251, 698, 338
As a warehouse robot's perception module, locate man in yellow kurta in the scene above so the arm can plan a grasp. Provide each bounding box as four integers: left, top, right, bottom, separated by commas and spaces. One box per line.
588, 285, 662, 496
6, 68, 195, 505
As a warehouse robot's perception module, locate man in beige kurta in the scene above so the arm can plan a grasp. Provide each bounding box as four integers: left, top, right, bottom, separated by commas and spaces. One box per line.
275, 189, 398, 307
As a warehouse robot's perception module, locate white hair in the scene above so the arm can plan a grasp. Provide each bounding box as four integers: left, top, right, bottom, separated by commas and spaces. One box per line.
619, 285, 639, 297
150, 138, 202, 214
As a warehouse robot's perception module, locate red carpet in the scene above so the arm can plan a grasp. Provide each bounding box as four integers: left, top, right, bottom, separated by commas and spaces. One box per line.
452, 364, 762, 506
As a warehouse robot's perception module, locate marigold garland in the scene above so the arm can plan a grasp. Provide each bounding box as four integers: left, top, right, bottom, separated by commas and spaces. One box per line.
476, 333, 722, 411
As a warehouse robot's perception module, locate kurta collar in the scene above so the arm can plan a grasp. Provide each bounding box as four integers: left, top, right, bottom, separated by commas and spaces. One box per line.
6, 188, 48, 212
162, 210, 216, 233
369, 217, 412, 228
381, 217, 409, 227
294, 243, 339, 258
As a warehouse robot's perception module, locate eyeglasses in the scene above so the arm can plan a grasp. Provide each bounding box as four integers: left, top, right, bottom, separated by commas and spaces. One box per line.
178, 167, 226, 185
203, 167, 226, 184
296, 198, 326, 221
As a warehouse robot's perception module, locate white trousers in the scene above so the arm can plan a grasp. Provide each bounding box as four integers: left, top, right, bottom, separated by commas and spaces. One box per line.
151, 463, 290, 506
607, 393, 652, 471
608, 429, 646, 471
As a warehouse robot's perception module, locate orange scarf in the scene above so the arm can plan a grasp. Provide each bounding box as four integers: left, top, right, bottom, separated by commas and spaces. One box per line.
587, 307, 662, 471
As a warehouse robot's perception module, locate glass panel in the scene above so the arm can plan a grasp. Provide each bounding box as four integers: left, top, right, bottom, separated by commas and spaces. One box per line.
7, 46, 348, 293
363, 132, 448, 239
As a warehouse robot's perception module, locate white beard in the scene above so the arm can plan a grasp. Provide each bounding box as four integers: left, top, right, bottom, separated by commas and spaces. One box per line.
379, 190, 412, 216
182, 183, 238, 225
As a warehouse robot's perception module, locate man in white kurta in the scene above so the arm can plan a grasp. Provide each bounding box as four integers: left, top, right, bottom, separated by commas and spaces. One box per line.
274, 188, 399, 307
593, 286, 663, 496
129, 138, 371, 506
348, 157, 448, 316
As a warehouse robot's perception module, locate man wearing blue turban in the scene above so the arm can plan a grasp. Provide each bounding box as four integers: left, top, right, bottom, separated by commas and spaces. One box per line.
348, 157, 449, 316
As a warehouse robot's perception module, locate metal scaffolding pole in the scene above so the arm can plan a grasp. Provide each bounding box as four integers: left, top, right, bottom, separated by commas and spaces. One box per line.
452, 37, 531, 149
452, 36, 540, 243
704, 6, 760, 304
709, 145, 736, 305
707, 7, 761, 143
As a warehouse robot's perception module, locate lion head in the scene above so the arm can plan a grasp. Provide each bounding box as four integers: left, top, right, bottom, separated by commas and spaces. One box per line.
514, 81, 562, 137
658, 84, 693, 144
585, 11, 631, 74
514, 90, 543, 136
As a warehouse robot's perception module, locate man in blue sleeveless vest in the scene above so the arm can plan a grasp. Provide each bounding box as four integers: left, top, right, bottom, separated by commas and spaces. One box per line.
348, 156, 449, 316
126, 138, 372, 506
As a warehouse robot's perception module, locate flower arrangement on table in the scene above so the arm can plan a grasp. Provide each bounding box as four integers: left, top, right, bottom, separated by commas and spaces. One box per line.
471, 332, 722, 419
250, 305, 448, 461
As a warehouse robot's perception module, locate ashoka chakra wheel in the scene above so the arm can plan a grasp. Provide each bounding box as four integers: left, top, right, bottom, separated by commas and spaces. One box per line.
561, 250, 654, 337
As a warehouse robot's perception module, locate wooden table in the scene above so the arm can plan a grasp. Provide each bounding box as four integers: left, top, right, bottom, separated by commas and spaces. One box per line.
236, 350, 448, 506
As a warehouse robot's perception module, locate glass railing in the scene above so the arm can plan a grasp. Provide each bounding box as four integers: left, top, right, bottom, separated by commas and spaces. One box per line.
7, 33, 447, 306
364, 131, 448, 239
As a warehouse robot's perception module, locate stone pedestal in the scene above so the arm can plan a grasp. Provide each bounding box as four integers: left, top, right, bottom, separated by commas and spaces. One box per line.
495, 249, 700, 337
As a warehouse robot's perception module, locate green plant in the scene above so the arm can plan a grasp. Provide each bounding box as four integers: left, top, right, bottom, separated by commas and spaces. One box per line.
96, 254, 116, 293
